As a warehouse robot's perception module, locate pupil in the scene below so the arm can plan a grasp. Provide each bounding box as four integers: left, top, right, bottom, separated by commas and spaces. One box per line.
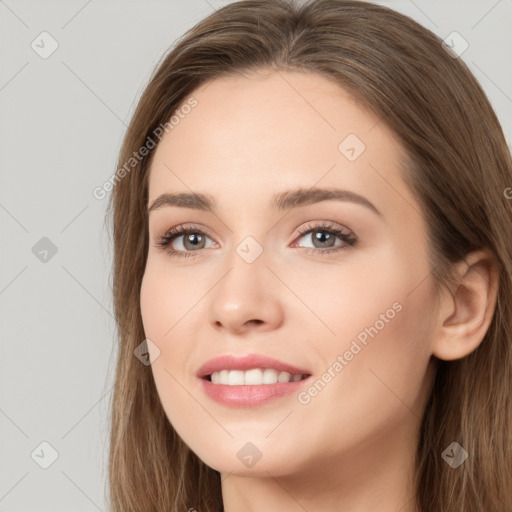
314, 231, 334, 248
184, 233, 204, 250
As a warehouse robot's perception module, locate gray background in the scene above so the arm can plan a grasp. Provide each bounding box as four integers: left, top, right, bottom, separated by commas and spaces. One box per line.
1, 1, 511, 510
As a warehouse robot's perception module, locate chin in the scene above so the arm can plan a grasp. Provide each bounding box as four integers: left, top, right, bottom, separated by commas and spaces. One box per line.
196, 444, 301, 477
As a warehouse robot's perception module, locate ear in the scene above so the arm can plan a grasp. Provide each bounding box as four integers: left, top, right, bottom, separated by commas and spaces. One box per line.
432, 249, 499, 361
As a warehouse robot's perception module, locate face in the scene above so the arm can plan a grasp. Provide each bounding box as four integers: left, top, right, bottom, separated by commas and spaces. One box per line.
140, 69, 439, 479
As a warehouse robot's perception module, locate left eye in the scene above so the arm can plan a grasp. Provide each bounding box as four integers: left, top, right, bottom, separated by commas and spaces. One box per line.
295, 227, 347, 250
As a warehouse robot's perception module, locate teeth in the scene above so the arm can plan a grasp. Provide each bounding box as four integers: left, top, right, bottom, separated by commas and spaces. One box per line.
209, 368, 305, 385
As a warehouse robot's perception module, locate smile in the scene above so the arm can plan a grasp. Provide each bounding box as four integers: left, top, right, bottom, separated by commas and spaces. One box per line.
206, 368, 307, 385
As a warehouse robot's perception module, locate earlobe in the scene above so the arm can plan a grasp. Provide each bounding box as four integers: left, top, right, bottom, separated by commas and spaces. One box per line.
432, 249, 499, 361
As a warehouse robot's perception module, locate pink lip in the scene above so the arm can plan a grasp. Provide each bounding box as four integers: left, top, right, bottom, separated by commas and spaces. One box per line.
200, 378, 312, 407
196, 354, 311, 378
196, 354, 312, 408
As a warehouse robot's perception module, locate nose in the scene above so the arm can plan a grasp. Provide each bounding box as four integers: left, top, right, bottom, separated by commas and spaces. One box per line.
208, 250, 284, 336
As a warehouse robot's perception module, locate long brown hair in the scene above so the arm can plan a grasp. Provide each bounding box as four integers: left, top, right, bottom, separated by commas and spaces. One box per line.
105, 1, 512, 510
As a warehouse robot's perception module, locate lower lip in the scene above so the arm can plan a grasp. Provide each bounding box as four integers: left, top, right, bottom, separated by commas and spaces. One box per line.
199, 376, 311, 407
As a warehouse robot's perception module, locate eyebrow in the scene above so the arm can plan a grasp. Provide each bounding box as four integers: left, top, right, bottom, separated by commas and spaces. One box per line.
147, 187, 382, 217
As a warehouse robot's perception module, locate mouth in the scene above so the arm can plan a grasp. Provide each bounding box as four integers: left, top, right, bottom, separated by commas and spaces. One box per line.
203, 368, 311, 385
196, 353, 313, 407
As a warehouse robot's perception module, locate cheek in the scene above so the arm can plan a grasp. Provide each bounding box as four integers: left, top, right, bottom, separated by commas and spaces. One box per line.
140, 261, 199, 341
139, 267, 190, 387
140, 269, 171, 340
139, 260, 208, 371
139, 267, 201, 432
140, 279, 169, 364
298, 243, 435, 412
305, 267, 435, 432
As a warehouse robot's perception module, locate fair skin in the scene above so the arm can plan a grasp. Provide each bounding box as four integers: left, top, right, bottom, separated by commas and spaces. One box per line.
140, 69, 498, 512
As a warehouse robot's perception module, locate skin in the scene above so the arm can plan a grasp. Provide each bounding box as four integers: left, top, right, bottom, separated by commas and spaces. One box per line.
140, 69, 498, 511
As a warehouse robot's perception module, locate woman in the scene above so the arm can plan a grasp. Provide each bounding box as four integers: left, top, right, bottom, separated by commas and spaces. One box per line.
105, 1, 512, 510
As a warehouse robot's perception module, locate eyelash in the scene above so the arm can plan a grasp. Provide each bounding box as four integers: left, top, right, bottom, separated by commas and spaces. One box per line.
155, 221, 358, 260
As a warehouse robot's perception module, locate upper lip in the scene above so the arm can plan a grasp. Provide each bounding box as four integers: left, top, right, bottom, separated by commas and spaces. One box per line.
196, 354, 311, 379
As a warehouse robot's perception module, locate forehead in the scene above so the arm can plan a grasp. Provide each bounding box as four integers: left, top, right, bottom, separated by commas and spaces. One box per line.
147, 70, 411, 216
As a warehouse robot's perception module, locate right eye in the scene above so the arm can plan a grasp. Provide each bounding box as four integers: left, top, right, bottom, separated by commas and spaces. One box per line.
156, 224, 217, 258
